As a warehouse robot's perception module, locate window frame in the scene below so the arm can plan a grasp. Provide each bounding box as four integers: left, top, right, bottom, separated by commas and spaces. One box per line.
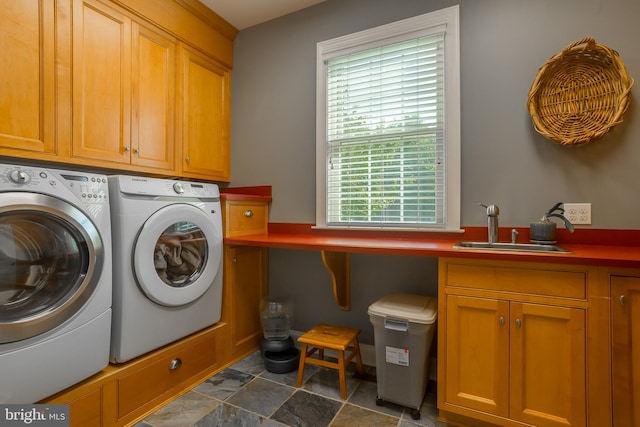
315, 5, 460, 231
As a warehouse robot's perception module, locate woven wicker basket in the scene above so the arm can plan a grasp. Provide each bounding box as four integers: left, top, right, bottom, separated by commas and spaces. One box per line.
527, 37, 633, 145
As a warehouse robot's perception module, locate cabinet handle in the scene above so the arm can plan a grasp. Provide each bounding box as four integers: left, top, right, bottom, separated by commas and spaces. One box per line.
620, 295, 625, 305
124, 146, 130, 152
233, 257, 237, 264
185, 156, 190, 164
168, 358, 182, 370
515, 319, 521, 328
244, 209, 254, 218
133, 148, 139, 154
499, 316, 505, 326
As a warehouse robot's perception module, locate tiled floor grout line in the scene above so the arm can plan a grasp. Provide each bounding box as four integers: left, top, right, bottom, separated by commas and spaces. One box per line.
241, 364, 398, 425
256, 367, 351, 422
197, 374, 279, 423
257, 368, 412, 425
242, 364, 410, 424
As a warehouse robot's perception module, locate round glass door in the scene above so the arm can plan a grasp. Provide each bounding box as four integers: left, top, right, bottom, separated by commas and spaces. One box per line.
0, 193, 103, 343
133, 203, 222, 307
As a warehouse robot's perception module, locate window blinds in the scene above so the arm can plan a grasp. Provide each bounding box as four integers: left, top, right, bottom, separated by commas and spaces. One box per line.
325, 32, 446, 228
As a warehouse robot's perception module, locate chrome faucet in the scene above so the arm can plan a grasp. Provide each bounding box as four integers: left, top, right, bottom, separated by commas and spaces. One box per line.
480, 203, 499, 243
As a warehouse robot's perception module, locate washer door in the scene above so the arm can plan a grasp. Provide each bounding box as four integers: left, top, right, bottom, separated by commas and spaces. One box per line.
0, 193, 103, 343
133, 203, 222, 307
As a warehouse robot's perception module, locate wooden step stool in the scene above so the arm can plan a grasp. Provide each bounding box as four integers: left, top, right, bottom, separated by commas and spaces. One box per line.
295, 323, 364, 399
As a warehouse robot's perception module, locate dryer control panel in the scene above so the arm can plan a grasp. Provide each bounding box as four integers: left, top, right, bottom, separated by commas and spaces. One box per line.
112, 175, 220, 200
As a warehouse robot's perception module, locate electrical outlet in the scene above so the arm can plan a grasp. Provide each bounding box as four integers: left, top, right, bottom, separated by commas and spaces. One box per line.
564, 203, 591, 225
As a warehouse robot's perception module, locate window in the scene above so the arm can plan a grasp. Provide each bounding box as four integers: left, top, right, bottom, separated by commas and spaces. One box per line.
316, 6, 460, 230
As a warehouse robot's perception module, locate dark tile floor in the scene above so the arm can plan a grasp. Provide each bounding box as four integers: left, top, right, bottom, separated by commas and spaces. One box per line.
134, 350, 450, 427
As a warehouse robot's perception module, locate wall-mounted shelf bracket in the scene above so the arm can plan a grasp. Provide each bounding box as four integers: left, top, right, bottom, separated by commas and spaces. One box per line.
320, 250, 350, 311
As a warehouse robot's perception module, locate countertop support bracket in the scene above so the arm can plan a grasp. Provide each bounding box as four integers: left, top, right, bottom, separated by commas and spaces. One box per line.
321, 250, 350, 311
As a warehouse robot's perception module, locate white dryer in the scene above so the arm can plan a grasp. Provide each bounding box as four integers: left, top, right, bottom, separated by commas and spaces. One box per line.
0, 163, 112, 403
108, 175, 223, 363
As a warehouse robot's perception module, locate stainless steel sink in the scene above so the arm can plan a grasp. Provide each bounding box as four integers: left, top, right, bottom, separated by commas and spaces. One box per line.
453, 241, 571, 253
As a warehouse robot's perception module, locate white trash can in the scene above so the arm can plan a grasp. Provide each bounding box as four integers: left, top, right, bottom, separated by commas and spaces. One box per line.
368, 292, 437, 420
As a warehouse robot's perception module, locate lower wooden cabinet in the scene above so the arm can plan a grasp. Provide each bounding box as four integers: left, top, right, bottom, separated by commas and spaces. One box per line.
61, 388, 104, 427
223, 245, 269, 361
222, 199, 269, 237
438, 258, 590, 427
220, 195, 271, 361
509, 302, 585, 426
611, 274, 640, 427
443, 295, 509, 417
116, 331, 218, 419
444, 295, 585, 426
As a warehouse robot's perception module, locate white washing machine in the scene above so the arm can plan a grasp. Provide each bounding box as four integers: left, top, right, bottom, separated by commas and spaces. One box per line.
108, 175, 223, 363
0, 163, 112, 403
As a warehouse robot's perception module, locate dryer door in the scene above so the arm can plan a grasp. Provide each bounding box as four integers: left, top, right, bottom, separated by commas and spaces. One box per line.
133, 203, 222, 306
0, 193, 104, 343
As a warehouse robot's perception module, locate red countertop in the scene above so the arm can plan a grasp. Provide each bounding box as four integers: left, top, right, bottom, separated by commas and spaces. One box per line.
219, 187, 640, 268
224, 223, 640, 269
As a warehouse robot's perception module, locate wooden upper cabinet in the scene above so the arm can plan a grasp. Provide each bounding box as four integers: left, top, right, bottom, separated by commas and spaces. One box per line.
178, 43, 231, 182
0, 0, 60, 157
71, 0, 176, 172
131, 22, 176, 171
1, 0, 233, 179
71, 0, 132, 165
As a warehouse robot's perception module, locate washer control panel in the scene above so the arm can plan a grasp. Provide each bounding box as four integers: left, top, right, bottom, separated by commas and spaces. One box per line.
0, 163, 109, 205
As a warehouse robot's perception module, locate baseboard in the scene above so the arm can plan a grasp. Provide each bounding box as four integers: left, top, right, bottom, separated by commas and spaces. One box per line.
289, 330, 436, 381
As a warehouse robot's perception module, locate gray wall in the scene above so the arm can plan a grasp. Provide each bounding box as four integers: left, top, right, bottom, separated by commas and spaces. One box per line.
228, 0, 640, 343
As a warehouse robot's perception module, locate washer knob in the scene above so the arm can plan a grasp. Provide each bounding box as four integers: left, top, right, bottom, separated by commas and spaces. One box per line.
173, 182, 185, 194
9, 169, 30, 184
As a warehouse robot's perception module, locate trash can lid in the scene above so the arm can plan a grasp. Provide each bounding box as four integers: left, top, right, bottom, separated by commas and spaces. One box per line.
367, 293, 437, 324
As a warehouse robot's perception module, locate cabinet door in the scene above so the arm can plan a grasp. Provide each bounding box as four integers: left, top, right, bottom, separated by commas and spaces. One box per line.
72, 0, 131, 164
612, 276, 640, 427
510, 302, 586, 427
444, 295, 509, 417
117, 331, 218, 419
131, 22, 176, 171
40, 381, 105, 427
0, 0, 57, 155
178, 43, 231, 181
225, 246, 268, 359
66, 388, 102, 427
